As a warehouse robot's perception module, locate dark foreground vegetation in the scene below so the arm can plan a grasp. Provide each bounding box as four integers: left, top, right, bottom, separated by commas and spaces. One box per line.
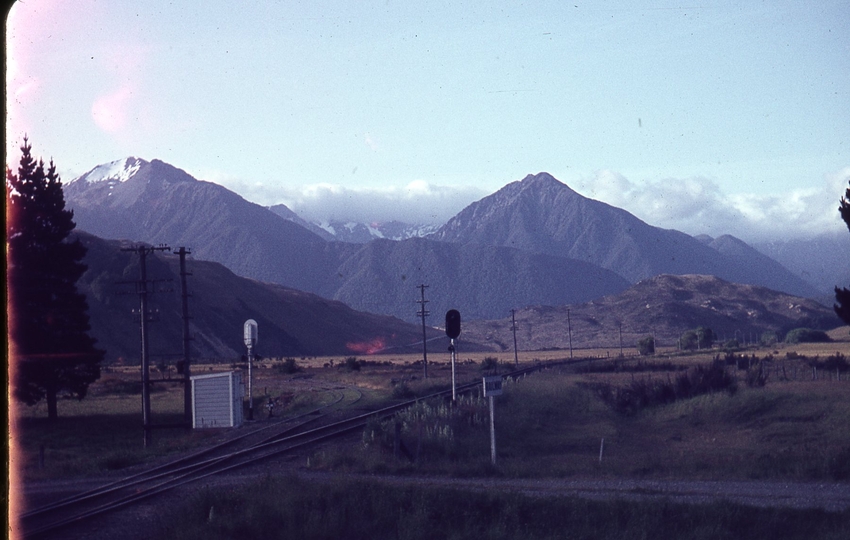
157, 475, 850, 540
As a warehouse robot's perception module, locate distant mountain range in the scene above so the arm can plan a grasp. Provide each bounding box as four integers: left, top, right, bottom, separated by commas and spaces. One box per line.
268, 203, 439, 243
754, 233, 850, 298
64, 159, 832, 328
64, 159, 630, 322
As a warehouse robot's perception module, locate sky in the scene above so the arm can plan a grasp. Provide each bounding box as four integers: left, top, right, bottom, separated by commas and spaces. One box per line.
6, 0, 850, 242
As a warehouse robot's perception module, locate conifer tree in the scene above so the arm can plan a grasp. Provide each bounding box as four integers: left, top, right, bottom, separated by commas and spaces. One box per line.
836, 181, 850, 326
6, 137, 103, 420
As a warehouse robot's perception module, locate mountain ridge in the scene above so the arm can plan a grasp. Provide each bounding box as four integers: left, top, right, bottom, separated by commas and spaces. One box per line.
74, 231, 445, 362
430, 172, 821, 299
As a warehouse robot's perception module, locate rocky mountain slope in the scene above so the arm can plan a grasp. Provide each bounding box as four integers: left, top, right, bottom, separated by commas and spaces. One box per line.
331, 237, 630, 322
430, 172, 820, 298
64, 158, 344, 296
463, 274, 841, 353
754, 232, 850, 295
74, 232, 439, 363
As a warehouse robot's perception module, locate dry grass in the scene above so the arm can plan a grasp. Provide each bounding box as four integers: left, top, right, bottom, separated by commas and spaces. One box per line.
11, 335, 850, 483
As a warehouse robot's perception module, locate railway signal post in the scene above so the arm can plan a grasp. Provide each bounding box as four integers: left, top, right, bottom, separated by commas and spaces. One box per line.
446, 309, 461, 401
244, 319, 258, 420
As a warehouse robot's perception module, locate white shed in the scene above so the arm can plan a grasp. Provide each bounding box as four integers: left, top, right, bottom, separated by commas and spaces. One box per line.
191, 371, 244, 428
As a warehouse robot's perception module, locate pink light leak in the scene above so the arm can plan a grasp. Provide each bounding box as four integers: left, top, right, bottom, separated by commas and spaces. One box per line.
346, 336, 388, 355
91, 85, 134, 133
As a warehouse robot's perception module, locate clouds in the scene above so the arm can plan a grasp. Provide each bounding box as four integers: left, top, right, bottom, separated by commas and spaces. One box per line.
197, 169, 488, 226
281, 181, 491, 225
198, 165, 850, 243
576, 168, 850, 242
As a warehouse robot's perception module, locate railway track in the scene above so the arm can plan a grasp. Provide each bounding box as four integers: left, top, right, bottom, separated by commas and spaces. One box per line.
18, 361, 564, 539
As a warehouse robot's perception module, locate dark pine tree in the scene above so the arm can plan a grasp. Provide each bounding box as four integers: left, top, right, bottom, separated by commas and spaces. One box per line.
6, 137, 104, 420
835, 180, 850, 326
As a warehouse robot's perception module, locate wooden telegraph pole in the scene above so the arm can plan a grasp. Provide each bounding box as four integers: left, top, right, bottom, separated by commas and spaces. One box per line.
177, 247, 193, 427
416, 285, 430, 378
511, 309, 519, 367
120, 244, 170, 448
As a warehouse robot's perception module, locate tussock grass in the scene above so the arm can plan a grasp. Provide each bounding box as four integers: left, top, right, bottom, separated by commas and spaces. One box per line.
338, 367, 850, 481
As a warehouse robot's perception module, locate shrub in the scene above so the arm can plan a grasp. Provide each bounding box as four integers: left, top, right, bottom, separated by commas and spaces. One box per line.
760, 331, 779, 346
784, 328, 831, 344
637, 335, 655, 356
696, 326, 716, 348
679, 327, 715, 350
391, 381, 415, 399
805, 353, 849, 376
276, 358, 299, 374
591, 359, 736, 415
341, 356, 361, 371
679, 330, 699, 350
745, 357, 770, 388
480, 357, 499, 373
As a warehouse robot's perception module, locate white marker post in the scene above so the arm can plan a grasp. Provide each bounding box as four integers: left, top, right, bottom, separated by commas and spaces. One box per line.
483, 375, 503, 466
244, 319, 258, 420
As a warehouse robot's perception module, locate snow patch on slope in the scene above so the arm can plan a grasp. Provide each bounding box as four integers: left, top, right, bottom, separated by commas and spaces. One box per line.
83, 157, 145, 184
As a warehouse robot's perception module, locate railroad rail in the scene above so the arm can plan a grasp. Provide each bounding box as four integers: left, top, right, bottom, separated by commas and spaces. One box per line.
19, 360, 566, 539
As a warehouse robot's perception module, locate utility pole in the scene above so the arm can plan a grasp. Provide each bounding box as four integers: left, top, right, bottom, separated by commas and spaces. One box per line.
177, 247, 193, 428
416, 284, 430, 378
618, 322, 623, 357
510, 309, 519, 367
567, 308, 573, 359
121, 244, 170, 448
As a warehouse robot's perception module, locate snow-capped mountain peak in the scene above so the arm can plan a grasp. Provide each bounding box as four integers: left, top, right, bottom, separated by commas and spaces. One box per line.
79, 157, 147, 184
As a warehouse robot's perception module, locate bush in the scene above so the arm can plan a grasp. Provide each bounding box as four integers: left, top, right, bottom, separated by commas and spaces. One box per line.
745, 356, 771, 388
806, 353, 849, 375
480, 357, 499, 373
784, 328, 831, 344
696, 326, 716, 348
591, 359, 736, 415
276, 358, 299, 374
679, 327, 715, 350
760, 331, 779, 346
341, 356, 362, 371
679, 330, 699, 350
391, 381, 415, 399
637, 335, 655, 356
